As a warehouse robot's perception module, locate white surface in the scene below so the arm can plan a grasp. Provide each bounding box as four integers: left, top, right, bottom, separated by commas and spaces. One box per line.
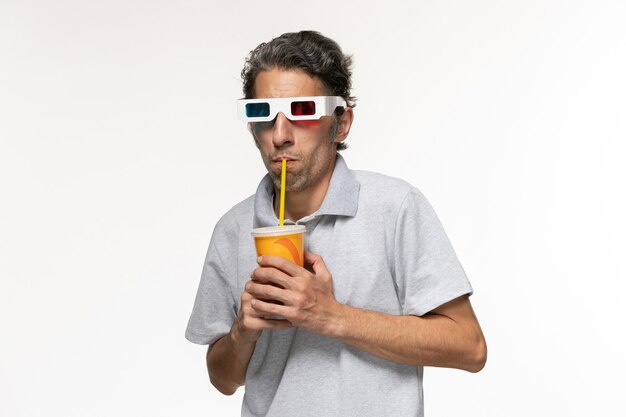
1, 1, 624, 415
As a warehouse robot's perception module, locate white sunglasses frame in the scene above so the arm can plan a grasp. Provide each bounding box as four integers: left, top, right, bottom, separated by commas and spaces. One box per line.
237, 96, 347, 122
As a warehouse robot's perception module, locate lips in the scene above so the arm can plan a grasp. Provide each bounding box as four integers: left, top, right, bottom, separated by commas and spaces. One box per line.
272, 159, 296, 167
270, 158, 299, 174
272, 156, 299, 166
272, 156, 298, 163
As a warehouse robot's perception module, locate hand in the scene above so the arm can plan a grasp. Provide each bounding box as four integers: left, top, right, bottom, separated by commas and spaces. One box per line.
232, 282, 293, 345
247, 251, 342, 335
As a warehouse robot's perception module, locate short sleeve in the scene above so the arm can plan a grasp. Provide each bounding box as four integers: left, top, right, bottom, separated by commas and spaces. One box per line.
393, 188, 473, 316
185, 232, 238, 345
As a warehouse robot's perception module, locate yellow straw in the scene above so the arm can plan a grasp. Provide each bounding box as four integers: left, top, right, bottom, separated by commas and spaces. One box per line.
279, 159, 286, 226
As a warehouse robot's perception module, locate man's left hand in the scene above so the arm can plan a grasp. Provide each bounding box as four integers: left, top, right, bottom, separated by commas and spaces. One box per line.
247, 250, 341, 335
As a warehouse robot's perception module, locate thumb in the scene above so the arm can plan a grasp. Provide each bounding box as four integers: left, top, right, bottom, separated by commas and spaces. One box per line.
304, 250, 330, 278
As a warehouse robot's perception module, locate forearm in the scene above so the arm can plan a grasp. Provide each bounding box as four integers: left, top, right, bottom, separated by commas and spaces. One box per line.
206, 326, 257, 395
329, 299, 487, 372
247, 256, 486, 372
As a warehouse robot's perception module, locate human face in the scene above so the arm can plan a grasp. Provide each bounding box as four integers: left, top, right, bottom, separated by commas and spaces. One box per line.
251, 68, 340, 193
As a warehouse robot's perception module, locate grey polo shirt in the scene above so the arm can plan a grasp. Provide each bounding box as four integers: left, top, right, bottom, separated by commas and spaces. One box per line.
186, 154, 473, 417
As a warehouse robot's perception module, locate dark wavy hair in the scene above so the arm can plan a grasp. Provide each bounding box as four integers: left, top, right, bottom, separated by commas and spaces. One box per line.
241, 31, 356, 151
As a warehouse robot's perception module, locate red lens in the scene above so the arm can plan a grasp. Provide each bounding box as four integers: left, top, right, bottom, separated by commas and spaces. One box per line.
291, 101, 316, 116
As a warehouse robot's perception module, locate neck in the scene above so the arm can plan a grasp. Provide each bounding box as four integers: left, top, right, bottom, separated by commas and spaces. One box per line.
274, 157, 337, 222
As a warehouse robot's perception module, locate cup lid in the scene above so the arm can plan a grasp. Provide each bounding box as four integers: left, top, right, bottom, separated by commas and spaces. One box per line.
251, 225, 306, 237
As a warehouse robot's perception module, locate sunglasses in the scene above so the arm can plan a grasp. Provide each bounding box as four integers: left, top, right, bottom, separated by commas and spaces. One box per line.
238, 96, 347, 122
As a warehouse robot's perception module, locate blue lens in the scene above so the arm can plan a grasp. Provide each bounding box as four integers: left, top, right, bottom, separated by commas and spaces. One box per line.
246, 102, 270, 118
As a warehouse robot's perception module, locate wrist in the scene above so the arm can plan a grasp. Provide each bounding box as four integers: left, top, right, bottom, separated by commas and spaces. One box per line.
231, 319, 261, 346
326, 301, 351, 339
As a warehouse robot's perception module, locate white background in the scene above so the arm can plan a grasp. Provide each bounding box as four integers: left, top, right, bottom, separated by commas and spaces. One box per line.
1, 0, 625, 415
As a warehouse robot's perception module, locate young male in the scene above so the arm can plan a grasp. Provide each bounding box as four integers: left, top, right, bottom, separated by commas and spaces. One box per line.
186, 30, 487, 417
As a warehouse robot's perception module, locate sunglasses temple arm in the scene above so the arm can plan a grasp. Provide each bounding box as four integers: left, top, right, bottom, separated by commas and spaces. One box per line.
328, 97, 347, 115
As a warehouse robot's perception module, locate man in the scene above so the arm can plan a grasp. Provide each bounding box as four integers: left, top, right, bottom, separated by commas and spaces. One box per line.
186, 31, 487, 417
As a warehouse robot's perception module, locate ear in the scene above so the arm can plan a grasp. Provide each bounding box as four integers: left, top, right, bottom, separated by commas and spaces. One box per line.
333, 107, 354, 144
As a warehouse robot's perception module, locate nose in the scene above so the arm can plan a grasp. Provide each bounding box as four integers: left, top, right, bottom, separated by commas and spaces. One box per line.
272, 112, 294, 148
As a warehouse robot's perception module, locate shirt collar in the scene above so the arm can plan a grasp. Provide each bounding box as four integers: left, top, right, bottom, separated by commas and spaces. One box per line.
253, 154, 360, 228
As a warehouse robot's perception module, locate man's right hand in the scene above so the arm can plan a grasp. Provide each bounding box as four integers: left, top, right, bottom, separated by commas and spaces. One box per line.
207, 283, 293, 395
232, 284, 293, 344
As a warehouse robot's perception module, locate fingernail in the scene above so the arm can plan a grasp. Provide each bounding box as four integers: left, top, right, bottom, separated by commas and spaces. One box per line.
257, 256, 262, 263
245, 281, 251, 290
251, 299, 256, 306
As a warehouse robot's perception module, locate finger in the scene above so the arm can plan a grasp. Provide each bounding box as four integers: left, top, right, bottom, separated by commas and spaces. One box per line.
261, 319, 294, 330
243, 315, 293, 330
251, 265, 292, 289
304, 251, 330, 279
246, 281, 289, 304
250, 298, 292, 321
257, 255, 302, 278
242, 302, 288, 325
242, 289, 278, 319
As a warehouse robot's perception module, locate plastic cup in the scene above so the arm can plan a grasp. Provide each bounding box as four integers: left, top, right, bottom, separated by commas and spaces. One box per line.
251, 225, 306, 266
